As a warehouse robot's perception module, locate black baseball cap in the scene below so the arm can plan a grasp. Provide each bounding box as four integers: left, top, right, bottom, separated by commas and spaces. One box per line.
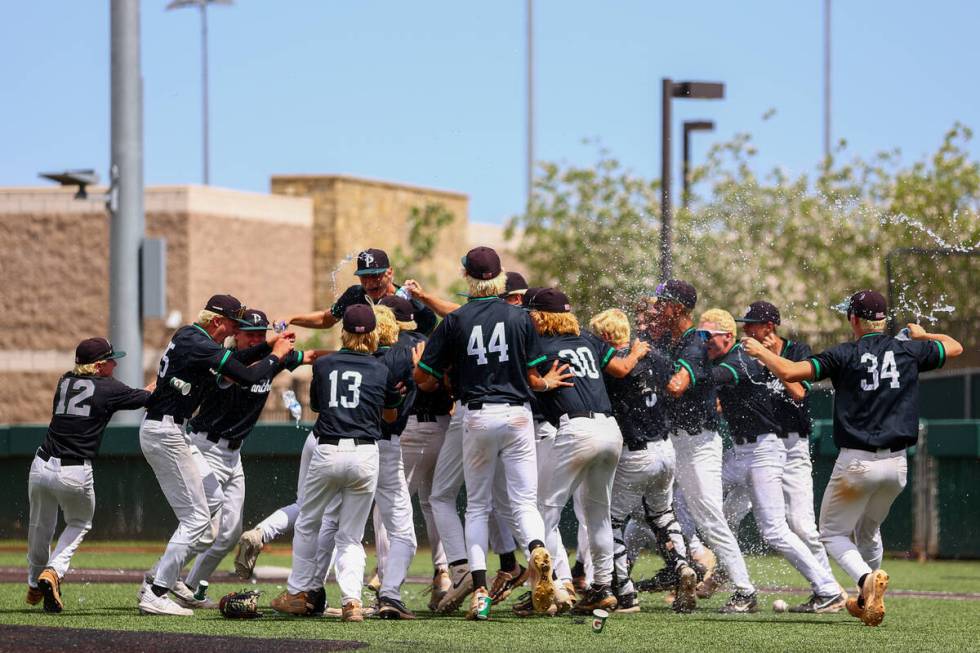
523, 286, 546, 308
461, 246, 502, 280
528, 288, 572, 313
379, 296, 415, 322
735, 301, 781, 325
240, 309, 271, 331
653, 279, 697, 310
355, 248, 391, 276
75, 337, 126, 365
502, 271, 529, 297
847, 290, 887, 321
205, 294, 248, 323
343, 304, 377, 333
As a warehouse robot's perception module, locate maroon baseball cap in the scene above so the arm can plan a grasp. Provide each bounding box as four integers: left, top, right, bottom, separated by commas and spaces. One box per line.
75, 337, 126, 365
461, 246, 502, 280
653, 279, 697, 310
528, 288, 572, 313
240, 309, 271, 331
847, 290, 887, 321
355, 248, 390, 276
523, 287, 546, 308
343, 304, 377, 333
735, 301, 781, 325
205, 294, 248, 323
503, 271, 529, 296
379, 296, 415, 322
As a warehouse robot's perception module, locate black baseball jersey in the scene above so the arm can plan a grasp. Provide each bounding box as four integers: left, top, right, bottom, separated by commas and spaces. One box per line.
712, 344, 784, 441
374, 337, 418, 437
419, 297, 542, 406
188, 350, 305, 443
773, 339, 813, 437
607, 341, 673, 446
534, 332, 615, 423
809, 333, 947, 451
664, 327, 719, 433
331, 284, 438, 336
42, 373, 150, 460
310, 350, 403, 441
145, 324, 285, 421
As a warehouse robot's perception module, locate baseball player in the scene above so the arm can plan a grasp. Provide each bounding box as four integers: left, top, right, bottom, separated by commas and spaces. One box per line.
272, 305, 404, 622
27, 338, 151, 613
590, 308, 699, 613
743, 290, 962, 626
180, 309, 322, 599
139, 294, 294, 616
701, 308, 844, 612
415, 247, 571, 619
287, 248, 437, 336
649, 280, 757, 613
735, 301, 836, 590
522, 290, 649, 615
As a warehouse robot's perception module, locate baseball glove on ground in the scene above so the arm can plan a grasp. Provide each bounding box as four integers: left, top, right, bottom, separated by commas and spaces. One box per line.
219, 590, 262, 618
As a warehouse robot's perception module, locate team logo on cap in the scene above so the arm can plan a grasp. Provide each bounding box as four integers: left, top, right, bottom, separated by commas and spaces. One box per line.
360, 251, 375, 267
251, 314, 262, 325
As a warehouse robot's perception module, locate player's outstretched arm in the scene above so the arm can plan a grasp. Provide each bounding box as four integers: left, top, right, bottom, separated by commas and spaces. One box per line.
404, 279, 461, 318
605, 338, 651, 378
741, 337, 814, 383
287, 310, 339, 329
527, 360, 575, 392
907, 323, 964, 358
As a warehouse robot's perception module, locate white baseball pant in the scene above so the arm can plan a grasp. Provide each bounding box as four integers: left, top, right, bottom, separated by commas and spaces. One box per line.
819, 447, 907, 583
783, 432, 834, 578
572, 486, 594, 584
287, 439, 379, 603
721, 444, 753, 534
369, 436, 418, 601
184, 432, 246, 588
534, 419, 574, 580
400, 414, 452, 569
539, 414, 622, 586
670, 428, 754, 593
734, 433, 838, 596
27, 453, 95, 585
140, 416, 211, 590
462, 403, 544, 573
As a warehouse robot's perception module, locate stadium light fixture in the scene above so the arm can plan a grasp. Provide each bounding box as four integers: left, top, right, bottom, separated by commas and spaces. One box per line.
682, 120, 715, 210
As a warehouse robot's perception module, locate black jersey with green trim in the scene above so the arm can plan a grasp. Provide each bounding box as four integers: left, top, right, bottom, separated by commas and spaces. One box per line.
310, 350, 402, 441
809, 333, 946, 451
419, 297, 542, 406
774, 339, 813, 437
43, 373, 150, 460
533, 332, 615, 423
606, 341, 673, 445
145, 324, 284, 421
712, 344, 784, 441
188, 350, 305, 443
665, 327, 719, 433
374, 338, 417, 437
331, 285, 438, 336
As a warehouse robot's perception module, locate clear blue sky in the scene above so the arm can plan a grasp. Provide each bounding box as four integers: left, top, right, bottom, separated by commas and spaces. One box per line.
2, 1, 978, 223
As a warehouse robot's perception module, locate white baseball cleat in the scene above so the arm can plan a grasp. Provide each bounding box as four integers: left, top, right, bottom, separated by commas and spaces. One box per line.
171, 580, 215, 609
138, 591, 194, 616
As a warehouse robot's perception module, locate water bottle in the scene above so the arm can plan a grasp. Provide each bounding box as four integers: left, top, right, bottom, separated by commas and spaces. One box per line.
281, 390, 302, 424
273, 320, 288, 333
895, 327, 911, 341
193, 580, 209, 601
395, 285, 413, 301
169, 377, 192, 396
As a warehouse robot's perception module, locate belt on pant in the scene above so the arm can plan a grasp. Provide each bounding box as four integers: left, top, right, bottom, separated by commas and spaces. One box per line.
733, 432, 786, 446
466, 401, 524, 410
847, 442, 906, 454
564, 411, 606, 420
412, 412, 445, 423
36, 448, 86, 466
317, 436, 376, 446
145, 411, 185, 426
206, 433, 243, 451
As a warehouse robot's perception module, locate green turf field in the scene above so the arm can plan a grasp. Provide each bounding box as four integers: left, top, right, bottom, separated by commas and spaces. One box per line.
1, 543, 978, 653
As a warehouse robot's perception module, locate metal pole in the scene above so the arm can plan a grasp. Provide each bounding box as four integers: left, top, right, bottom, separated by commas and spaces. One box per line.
823, 0, 831, 161
885, 249, 896, 335
682, 124, 691, 211
526, 0, 533, 213
201, 2, 210, 185
660, 78, 673, 281
109, 0, 145, 420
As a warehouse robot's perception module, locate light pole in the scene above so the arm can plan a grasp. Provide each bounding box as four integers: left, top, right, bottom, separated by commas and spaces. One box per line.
526, 0, 534, 214
166, 0, 233, 185
682, 120, 714, 211
660, 80, 724, 280
824, 0, 832, 161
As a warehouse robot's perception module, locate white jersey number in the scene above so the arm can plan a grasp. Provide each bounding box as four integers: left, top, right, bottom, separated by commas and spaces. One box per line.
55, 378, 95, 417
559, 347, 600, 379
328, 370, 363, 408
467, 322, 510, 366
860, 351, 901, 391
158, 341, 176, 378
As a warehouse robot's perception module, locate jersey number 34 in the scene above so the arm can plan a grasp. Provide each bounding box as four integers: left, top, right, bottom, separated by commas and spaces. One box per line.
860, 351, 901, 391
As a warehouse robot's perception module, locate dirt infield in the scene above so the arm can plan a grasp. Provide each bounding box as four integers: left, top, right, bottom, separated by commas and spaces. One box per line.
0, 625, 366, 653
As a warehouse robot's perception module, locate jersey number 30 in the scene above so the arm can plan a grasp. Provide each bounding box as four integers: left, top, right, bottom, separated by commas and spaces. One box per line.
467, 323, 509, 365
860, 351, 901, 391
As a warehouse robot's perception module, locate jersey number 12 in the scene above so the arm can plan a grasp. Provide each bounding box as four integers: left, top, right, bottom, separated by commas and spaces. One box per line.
55, 378, 95, 417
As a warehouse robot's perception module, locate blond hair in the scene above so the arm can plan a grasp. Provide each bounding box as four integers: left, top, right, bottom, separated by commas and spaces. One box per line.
72, 363, 101, 376
397, 319, 418, 333
859, 318, 887, 332
465, 269, 507, 299
373, 305, 399, 346
590, 309, 631, 345
699, 308, 736, 335
530, 310, 580, 337
341, 330, 379, 354
197, 309, 223, 328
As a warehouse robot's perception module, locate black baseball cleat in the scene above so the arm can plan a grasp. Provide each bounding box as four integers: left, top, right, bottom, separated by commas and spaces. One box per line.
636, 567, 678, 593
377, 595, 416, 620
789, 592, 847, 614
571, 584, 618, 615
718, 591, 758, 614
308, 587, 327, 617
613, 590, 641, 614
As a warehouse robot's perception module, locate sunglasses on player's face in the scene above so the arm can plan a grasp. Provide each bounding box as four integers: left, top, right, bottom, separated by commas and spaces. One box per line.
696, 329, 730, 342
